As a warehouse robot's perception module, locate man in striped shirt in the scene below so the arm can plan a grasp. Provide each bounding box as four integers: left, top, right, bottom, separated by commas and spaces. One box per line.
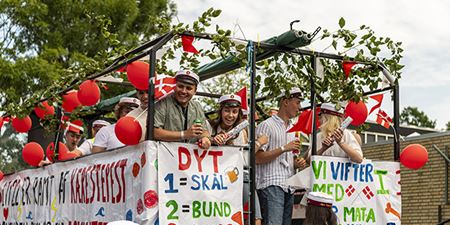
256, 87, 307, 225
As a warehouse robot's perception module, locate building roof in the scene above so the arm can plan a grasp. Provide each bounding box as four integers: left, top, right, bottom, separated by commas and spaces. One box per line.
350, 120, 440, 137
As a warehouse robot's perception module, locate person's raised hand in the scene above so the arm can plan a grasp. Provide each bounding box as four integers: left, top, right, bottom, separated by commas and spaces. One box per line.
186, 124, 203, 139
283, 140, 301, 152
321, 136, 334, 151
213, 133, 228, 145
332, 128, 344, 144
257, 135, 269, 146
294, 157, 307, 169
199, 136, 211, 149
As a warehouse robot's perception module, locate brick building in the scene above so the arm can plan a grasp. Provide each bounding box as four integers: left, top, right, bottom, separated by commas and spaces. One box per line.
364, 131, 450, 225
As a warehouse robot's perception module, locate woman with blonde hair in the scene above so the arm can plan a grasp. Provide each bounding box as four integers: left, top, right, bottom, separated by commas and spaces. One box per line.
307, 103, 363, 163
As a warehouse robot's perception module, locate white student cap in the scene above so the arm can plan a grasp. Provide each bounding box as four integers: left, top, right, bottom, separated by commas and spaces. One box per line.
118, 97, 140, 106
320, 102, 344, 117
218, 94, 242, 107
92, 119, 111, 126
307, 191, 334, 208
278, 87, 303, 99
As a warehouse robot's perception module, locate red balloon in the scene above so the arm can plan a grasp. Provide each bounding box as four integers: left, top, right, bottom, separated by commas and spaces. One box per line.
22, 142, 44, 167
115, 116, 142, 145
62, 90, 81, 112
0, 116, 4, 130
78, 80, 101, 106
46, 142, 73, 162
345, 101, 368, 126
400, 144, 428, 170
34, 101, 55, 119
0, 170, 4, 181
126, 61, 149, 90
12, 116, 32, 133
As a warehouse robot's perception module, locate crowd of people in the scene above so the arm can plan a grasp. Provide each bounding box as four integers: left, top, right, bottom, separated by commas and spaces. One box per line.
41, 69, 363, 225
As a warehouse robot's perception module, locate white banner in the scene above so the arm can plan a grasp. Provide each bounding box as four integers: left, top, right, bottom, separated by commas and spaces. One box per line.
310, 155, 401, 225
0, 141, 159, 225
158, 142, 244, 225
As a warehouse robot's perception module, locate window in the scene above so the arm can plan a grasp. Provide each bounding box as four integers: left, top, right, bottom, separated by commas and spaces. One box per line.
366, 134, 376, 143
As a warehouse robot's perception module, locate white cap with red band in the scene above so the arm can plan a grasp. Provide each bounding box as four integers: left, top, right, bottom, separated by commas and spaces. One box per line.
218, 94, 242, 105
278, 87, 303, 99
118, 97, 140, 106
92, 119, 111, 126
307, 191, 334, 208
320, 102, 344, 116
65, 120, 84, 134
175, 70, 200, 85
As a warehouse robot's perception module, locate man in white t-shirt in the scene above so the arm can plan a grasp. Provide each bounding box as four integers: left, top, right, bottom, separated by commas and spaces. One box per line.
77, 119, 111, 156
91, 97, 140, 153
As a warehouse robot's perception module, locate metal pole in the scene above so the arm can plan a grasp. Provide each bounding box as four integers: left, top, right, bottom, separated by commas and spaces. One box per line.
393, 84, 400, 161
249, 41, 257, 225
146, 49, 156, 140
52, 107, 63, 161
310, 56, 318, 155
144, 32, 174, 141
446, 147, 449, 205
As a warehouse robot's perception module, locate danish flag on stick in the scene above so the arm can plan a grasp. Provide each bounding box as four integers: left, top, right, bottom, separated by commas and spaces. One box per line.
376, 109, 393, 129
153, 74, 177, 101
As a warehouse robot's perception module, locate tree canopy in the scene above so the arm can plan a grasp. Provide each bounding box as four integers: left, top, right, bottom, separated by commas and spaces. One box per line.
400, 106, 436, 128
0, 5, 406, 172
0, 0, 175, 116
0, 0, 175, 172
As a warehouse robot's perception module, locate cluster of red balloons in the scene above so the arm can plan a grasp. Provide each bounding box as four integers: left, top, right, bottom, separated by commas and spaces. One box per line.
34, 101, 55, 119
61, 80, 101, 112
21, 141, 78, 167
46, 142, 78, 161
115, 116, 142, 145
400, 144, 428, 170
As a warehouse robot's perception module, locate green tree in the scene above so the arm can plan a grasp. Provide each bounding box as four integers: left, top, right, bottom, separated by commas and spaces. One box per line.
0, 124, 28, 172
400, 106, 436, 128
0, 0, 176, 173
1, 0, 175, 116
446, 121, 450, 131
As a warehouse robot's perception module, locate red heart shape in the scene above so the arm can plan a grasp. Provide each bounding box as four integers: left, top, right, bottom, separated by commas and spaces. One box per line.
3, 207, 8, 220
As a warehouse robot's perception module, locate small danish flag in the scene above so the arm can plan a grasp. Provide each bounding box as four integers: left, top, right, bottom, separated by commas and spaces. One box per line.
376, 109, 393, 129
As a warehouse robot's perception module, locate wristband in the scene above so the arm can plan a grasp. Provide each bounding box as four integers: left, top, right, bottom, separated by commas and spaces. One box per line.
281, 145, 286, 152
180, 131, 185, 140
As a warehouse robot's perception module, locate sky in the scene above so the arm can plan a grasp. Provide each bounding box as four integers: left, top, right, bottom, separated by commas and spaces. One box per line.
174, 0, 450, 129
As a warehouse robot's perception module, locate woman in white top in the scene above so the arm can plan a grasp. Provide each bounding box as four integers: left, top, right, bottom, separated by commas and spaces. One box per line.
209, 94, 267, 225
307, 103, 363, 163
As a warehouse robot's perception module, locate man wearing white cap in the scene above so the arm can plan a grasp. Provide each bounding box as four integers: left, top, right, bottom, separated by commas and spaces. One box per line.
39, 120, 84, 165
76, 119, 111, 156
92, 97, 140, 153
128, 69, 211, 149
255, 87, 307, 225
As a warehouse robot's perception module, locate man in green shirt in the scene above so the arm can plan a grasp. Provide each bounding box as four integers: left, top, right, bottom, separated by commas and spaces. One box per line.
128, 70, 211, 149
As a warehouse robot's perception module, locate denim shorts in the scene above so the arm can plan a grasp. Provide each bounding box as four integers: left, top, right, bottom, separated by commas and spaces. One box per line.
258, 185, 294, 225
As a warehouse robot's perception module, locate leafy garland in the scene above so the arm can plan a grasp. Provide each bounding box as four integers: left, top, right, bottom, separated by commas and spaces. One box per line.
2, 8, 403, 131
